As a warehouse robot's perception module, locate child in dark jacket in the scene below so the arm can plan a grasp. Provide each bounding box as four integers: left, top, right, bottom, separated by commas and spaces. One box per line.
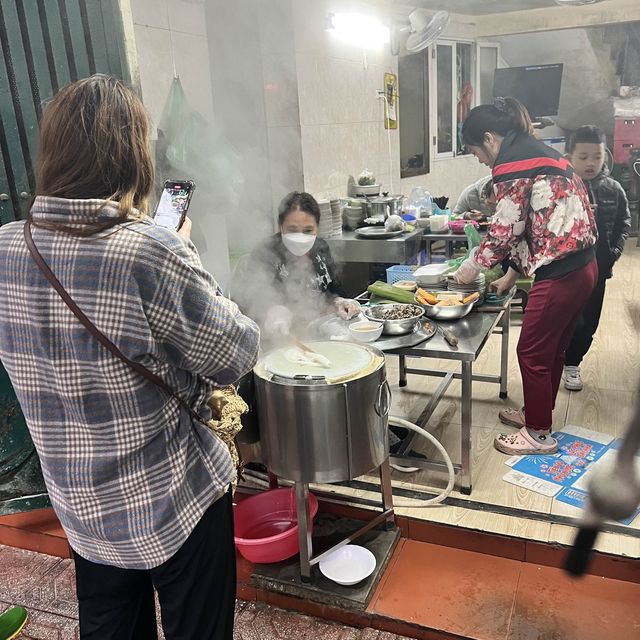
564, 125, 632, 391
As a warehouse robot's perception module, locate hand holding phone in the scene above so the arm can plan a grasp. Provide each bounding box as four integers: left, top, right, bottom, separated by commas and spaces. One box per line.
177, 216, 192, 240
154, 180, 195, 231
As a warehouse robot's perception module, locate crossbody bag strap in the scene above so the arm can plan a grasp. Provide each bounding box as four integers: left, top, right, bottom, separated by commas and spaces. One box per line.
23, 220, 207, 426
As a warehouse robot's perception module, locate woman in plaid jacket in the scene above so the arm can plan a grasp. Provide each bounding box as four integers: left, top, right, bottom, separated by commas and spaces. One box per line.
0, 75, 260, 639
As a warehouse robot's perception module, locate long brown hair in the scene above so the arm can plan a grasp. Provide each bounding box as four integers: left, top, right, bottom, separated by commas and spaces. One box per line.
461, 96, 534, 148
34, 74, 154, 235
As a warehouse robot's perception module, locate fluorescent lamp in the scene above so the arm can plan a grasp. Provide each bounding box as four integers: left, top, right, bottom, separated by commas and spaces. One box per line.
554, 0, 602, 5
327, 12, 390, 49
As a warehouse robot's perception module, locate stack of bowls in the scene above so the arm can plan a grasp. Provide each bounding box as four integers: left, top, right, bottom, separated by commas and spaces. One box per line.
342, 204, 366, 231
330, 200, 342, 236
448, 272, 486, 303
332, 200, 343, 235
318, 199, 333, 238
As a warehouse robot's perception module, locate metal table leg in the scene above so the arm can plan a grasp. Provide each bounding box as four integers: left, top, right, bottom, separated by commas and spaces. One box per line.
379, 457, 395, 530
500, 304, 510, 399
295, 482, 313, 582
460, 361, 473, 494
399, 354, 407, 387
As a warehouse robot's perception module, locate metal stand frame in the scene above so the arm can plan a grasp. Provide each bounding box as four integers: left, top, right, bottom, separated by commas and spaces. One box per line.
284, 458, 395, 582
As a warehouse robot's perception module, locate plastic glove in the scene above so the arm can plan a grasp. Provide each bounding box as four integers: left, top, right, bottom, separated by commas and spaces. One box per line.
587, 458, 640, 522
452, 248, 482, 284
264, 305, 293, 337
335, 298, 361, 320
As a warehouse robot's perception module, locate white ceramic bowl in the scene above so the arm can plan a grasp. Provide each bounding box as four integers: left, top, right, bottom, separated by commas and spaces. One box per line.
348, 320, 383, 342
319, 545, 377, 586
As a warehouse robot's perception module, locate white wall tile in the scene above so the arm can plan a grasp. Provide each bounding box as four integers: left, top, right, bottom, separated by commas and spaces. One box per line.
134, 24, 174, 129
258, 0, 295, 54
263, 51, 301, 128
130, 0, 169, 29
297, 54, 387, 126
167, 0, 207, 36
268, 125, 305, 215
401, 156, 491, 206
301, 121, 379, 196
170, 31, 214, 122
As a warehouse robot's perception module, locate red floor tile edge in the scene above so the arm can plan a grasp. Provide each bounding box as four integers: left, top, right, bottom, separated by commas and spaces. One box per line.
2, 499, 638, 586
236, 586, 468, 640
316, 498, 640, 585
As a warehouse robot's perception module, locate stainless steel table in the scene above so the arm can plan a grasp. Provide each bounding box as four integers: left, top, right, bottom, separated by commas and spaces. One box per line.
327, 230, 423, 264
387, 298, 512, 495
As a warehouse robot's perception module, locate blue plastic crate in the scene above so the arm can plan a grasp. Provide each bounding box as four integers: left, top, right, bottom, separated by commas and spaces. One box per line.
386, 265, 416, 284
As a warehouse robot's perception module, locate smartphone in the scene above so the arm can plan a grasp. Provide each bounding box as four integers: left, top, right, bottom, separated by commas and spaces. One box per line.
154, 180, 195, 231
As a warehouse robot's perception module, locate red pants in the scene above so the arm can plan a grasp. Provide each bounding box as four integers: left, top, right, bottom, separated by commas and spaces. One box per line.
517, 259, 598, 431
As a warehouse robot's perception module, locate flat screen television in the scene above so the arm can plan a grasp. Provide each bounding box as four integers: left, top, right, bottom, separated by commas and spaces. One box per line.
493, 64, 563, 119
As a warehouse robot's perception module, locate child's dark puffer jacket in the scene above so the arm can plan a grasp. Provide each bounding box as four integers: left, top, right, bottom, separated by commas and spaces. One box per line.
583, 169, 631, 278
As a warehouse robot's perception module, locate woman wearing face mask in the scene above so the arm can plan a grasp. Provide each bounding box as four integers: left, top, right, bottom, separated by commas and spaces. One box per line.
454, 97, 598, 456
243, 191, 360, 336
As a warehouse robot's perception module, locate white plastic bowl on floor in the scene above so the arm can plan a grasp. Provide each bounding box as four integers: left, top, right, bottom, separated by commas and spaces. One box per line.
319, 545, 377, 586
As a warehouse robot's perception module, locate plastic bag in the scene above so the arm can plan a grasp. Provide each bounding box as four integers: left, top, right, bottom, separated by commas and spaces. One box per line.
447, 222, 484, 269
465, 223, 483, 251
156, 77, 242, 209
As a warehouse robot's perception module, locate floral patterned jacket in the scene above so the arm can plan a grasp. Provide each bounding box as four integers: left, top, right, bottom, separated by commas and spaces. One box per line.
475, 131, 598, 278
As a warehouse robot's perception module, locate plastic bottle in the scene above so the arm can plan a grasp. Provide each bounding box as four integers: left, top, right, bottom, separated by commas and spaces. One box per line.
421, 191, 433, 218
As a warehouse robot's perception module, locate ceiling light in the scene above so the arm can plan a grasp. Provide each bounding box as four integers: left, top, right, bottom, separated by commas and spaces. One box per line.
327, 12, 390, 50
554, 0, 603, 6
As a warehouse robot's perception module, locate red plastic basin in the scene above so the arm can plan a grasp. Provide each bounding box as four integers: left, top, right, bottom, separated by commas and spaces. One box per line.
234, 488, 319, 563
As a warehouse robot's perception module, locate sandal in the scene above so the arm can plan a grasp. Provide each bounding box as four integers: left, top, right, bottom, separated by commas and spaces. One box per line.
494, 427, 558, 456
499, 407, 526, 428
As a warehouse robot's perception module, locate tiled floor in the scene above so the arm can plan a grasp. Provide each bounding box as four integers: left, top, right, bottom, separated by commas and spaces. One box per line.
4, 540, 638, 640
0, 545, 410, 640
368, 539, 640, 640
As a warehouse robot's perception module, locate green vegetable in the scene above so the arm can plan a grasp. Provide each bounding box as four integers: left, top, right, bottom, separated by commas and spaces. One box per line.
367, 281, 416, 304
484, 265, 505, 289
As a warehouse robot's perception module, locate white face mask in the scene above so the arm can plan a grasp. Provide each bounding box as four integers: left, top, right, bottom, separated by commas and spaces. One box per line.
282, 232, 316, 257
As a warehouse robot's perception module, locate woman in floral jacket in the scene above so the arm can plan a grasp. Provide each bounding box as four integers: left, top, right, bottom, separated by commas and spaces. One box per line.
454, 97, 598, 455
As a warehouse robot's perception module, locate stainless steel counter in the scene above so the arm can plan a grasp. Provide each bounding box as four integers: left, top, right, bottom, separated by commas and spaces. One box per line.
326, 230, 423, 264
388, 297, 513, 495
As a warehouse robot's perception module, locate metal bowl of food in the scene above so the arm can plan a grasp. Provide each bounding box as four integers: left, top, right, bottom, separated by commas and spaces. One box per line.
363, 304, 424, 335
414, 293, 476, 321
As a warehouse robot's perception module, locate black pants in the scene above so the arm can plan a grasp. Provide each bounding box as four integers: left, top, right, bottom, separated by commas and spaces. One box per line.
73, 491, 236, 640
565, 277, 607, 367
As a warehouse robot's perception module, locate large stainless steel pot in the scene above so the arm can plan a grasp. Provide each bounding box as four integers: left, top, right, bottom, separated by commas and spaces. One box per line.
253, 342, 390, 484
368, 196, 394, 220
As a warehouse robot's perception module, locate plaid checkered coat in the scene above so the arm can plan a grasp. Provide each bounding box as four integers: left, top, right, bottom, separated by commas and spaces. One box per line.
0, 197, 260, 569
